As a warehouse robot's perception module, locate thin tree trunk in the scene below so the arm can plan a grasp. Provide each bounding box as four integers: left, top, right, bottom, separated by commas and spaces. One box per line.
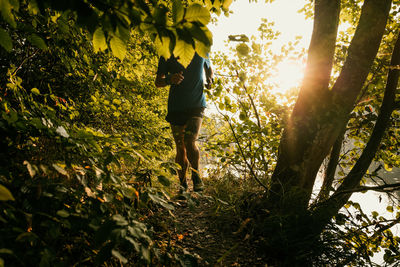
313, 29, 400, 228
317, 128, 345, 202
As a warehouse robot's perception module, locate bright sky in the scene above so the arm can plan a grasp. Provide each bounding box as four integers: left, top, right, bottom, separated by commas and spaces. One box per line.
209, 0, 312, 52
209, 0, 313, 94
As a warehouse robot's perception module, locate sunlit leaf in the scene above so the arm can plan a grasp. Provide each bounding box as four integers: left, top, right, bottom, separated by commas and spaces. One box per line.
52, 163, 69, 177
154, 35, 171, 59
56, 126, 69, 138
23, 160, 36, 177
195, 38, 211, 59
0, 184, 15, 201
112, 249, 128, 264
0, 27, 12, 51
222, 0, 233, 10
93, 28, 107, 52
110, 36, 127, 60
185, 4, 210, 26
236, 43, 250, 56
173, 39, 195, 68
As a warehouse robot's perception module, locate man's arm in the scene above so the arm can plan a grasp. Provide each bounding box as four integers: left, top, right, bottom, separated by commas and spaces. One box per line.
204, 64, 214, 89
155, 72, 184, 88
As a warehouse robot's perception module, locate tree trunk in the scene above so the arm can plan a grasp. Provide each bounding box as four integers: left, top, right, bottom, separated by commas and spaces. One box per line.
313, 29, 400, 227
269, 0, 392, 212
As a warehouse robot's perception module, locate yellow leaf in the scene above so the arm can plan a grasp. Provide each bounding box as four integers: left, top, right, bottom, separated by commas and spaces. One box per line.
110, 36, 127, 60
173, 39, 195, 68
31, 88, 40, 95
0, 184, 15, 201
155, 35, 171, 59
185, 4, 210, 26
93, 28, 107, 52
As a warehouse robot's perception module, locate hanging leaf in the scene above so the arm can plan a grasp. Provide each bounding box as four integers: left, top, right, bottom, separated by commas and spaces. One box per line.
0, 27, 12, 51
111, 249, 128, 264
0, 184, 15, 201
157, 175, 171, 186
173, 39, 195, 68
52, 163, 69, 177
172, 0, 184, 24
93, 28, 107, 52
23, 160, 36, 177
110, 36, 127, 60
0, 0, 16, 28
31, 87, 40, 95
222, 0, 233, 10
195, 39, 210, 59
186, 23, 212, 46
154, 35, 171, 59
185, 4, 210, 26
27, 34, 47, 50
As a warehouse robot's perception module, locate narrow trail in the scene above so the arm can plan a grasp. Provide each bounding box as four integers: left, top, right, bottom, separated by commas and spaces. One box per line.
169, 192, 266, 266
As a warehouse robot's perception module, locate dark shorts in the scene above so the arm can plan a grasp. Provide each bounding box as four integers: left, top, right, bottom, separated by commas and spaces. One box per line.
166, 107, 205, 126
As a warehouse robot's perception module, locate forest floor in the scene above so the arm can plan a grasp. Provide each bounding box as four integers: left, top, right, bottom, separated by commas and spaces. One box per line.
165, 184, 268, 267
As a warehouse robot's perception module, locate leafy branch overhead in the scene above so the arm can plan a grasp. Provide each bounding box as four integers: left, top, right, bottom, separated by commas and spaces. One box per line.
0, 0, 233, 66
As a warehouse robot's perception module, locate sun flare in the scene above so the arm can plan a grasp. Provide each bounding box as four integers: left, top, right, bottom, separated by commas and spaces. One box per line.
272, 60, 305, 95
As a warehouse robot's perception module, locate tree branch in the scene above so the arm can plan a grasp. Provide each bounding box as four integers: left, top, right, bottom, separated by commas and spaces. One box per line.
314, 28, 400, 224
332, 0, 392, 110
331, 182, 400, 195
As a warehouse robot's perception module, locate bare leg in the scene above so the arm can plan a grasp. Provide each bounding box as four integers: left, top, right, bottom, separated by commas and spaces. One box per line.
171, 125, 189, 188
184, 117, 203, 190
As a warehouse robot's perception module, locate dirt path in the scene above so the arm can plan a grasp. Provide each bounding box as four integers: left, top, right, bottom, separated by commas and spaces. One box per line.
169, 193, 266, 266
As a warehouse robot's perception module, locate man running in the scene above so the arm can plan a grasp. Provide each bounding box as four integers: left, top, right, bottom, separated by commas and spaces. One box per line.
155, 53, 213, 192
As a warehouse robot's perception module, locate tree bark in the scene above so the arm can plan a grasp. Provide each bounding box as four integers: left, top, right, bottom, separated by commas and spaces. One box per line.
316, 128, 345, 202
269, 0, 392, 211
269, 0, 341, 205
313, 29, 400, 226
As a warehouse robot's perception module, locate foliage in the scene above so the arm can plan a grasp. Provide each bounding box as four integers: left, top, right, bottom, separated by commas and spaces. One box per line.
203, 19, 302, 185
0, 0, 233, 67
0, 2, 183, 266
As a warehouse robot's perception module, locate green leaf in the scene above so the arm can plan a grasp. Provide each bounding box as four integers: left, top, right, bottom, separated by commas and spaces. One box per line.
154, 35, 171, 59
31, 87, 40, 95
93, 28, 107, 52
185, 4, 210, 25
172, 0, 184, 24
27, 34, 47, 50
186, 23, 212, 46
157, 175, 171, 186
173, 39, 195, 68
112, 249, 128, 264
110, 36, 127, 60
141, 246, 150, 263
0, 27, 12, 51
56, 210, 70, 218
387, 206, 394, 213
195, 38, 211, 59
0, 0, 16, 28
236, 43, 250, 56
52, 163, 69, 177
0, 184, 15, 201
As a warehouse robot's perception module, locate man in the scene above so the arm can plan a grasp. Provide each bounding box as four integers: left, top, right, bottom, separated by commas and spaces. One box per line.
155, 53, 213, 192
